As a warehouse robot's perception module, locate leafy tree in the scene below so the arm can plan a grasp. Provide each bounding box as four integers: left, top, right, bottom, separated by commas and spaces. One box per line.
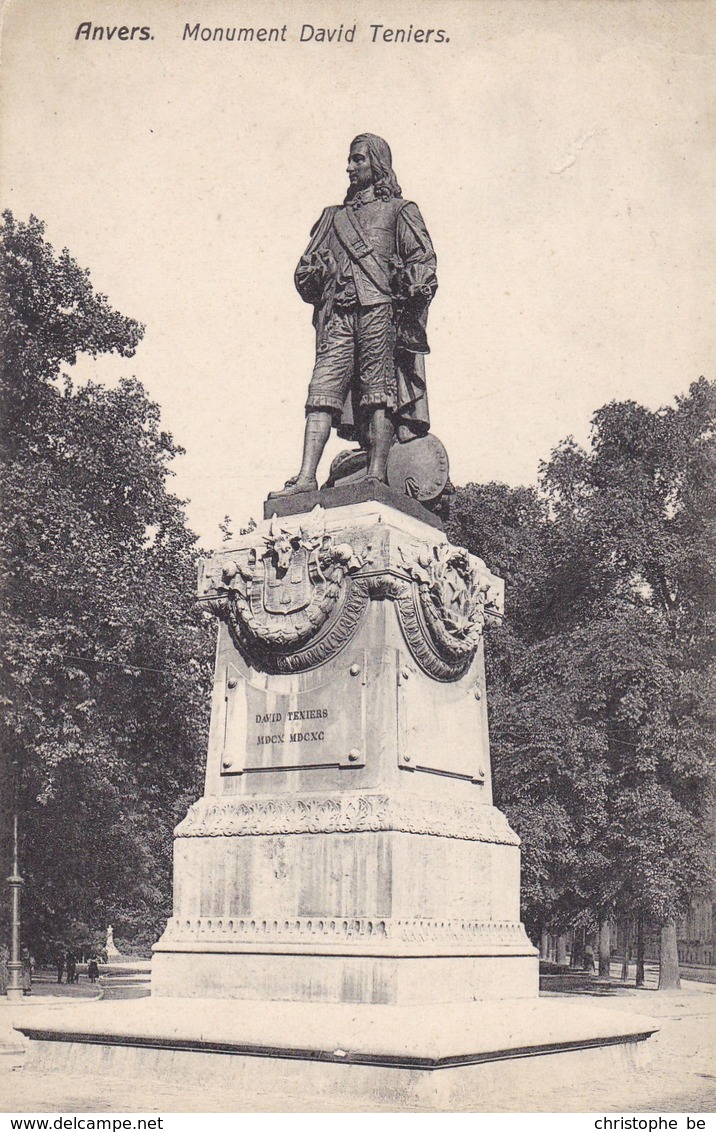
448, 382, 716, 985
447, 484, 586, 935
0, 213, 214, 956
540, 382, 716, 985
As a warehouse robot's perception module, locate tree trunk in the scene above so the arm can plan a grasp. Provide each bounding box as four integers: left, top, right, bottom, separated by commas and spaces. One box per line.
658, 920, 681, 990
556, 933, 568, 966
540, 931, 549, 961
598, 918, 611, 978
621, 920, 631, 981
635, 914, 645, 987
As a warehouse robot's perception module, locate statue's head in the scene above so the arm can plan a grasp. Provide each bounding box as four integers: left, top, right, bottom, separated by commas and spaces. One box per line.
346, 134, 402, 201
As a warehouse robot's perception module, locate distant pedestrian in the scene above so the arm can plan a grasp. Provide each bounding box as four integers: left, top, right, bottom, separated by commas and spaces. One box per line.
87, 958, 99, 984
584, 943, 595, 974
55, 951, 65, 984
65, 949, 76, 984
21, 948, 32, 994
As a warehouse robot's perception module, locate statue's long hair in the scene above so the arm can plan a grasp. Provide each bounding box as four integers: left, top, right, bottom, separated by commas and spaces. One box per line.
346, 134, 402, 201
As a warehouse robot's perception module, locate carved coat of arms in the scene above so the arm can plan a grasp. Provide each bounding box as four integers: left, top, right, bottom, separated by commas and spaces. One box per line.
255, 543, 313, 616
200, 507, 369, 665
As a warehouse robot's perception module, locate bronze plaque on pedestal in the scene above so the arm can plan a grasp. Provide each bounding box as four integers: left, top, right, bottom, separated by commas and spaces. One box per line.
220, 654, 367, 775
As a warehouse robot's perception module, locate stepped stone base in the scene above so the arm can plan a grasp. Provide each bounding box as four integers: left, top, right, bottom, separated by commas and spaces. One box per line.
153, 801, 538, 1003
15, 997, 659, 1111
263, 478, 445, 529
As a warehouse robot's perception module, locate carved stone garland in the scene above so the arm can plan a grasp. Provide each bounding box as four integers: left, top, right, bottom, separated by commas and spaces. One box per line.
202, 509, 495, 680
394, 543, 492, 681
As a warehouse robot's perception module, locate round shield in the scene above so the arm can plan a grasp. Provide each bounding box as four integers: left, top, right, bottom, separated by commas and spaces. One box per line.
387, 433, 450, 504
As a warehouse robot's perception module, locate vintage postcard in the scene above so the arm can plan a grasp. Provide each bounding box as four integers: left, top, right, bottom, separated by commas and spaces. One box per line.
1, 0, 714, 1119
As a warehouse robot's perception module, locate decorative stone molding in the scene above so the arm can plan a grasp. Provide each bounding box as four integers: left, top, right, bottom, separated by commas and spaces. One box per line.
159, 915, 532, 949
174, 793, 520, 845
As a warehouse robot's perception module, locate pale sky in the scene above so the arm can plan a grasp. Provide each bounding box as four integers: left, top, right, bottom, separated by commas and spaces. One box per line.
2, 0, 714, 546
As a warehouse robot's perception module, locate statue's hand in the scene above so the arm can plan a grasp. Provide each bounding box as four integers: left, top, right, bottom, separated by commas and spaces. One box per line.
408, 282, 436, 301
312, 249, 336, 277
296, 255, 328, 302
402, 262, 438, 304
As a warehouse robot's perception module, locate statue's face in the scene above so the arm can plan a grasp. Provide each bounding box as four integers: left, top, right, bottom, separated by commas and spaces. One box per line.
347, 141, 373, 192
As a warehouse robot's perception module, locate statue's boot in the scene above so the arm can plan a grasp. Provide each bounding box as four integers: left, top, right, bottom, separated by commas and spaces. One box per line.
267, 410, 331, 498
267, 475, 318, 500
365, 407, 395, 484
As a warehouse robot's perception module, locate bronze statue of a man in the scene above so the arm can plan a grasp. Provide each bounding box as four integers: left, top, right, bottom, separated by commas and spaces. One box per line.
271, 134, 437, 497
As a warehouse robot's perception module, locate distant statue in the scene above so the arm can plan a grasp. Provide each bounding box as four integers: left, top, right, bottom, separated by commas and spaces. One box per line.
105, 924, 120, 959
270, 133, 438, 498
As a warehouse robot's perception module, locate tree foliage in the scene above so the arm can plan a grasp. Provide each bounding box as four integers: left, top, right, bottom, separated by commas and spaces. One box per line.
0, 213, 214, 955
448, 380, 716, 943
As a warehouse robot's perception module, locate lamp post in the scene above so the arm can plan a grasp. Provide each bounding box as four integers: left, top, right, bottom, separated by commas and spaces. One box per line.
6, 812, 24, 1003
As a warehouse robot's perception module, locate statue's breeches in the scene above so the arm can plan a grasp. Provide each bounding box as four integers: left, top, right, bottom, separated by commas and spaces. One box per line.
306, 303, 397, 415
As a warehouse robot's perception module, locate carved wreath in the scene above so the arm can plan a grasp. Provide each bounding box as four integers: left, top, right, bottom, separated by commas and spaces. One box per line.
398, 543, 490, 660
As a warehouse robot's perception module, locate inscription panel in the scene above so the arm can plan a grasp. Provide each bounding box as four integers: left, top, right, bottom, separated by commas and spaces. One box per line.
221, 653, 367, 775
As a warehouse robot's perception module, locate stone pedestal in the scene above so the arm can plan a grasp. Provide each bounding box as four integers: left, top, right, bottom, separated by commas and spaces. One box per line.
152, 496, 539, 1003
13, 492, 659, 1105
